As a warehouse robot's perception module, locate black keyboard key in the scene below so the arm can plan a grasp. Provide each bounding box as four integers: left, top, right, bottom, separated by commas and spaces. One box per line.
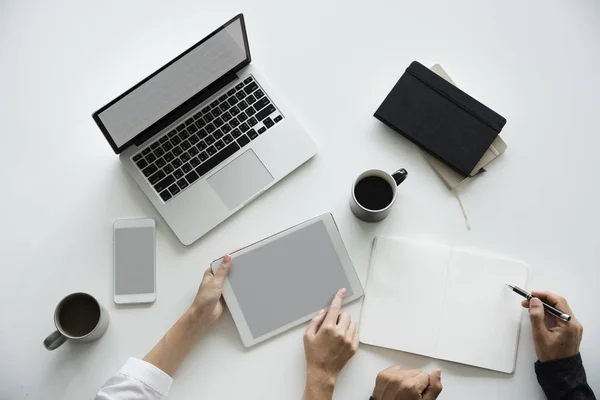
169, 129, 179, 138
263, 117, 274, 128
199, 151, 208, 161
176, 123, 186, 131
164, 164, 174, 174
210, 99, 219, 108
185, 117, 194, 126
186, 171, 200, 184
235, 91, 245, 100
196, 142, 241, 177
248, 129, 259, 139
238, 100, 248, 110
246, 94, 256, 105
235, 82, 244, 90
198, 129, 208, 139
197, 141, 207, 151
164, 151, 174, 162
169, 184, 180, 196
214, 130, 223, 139
188, 124, 198, 133
223, 134, 233, 144
227, 88, 236, 96
154, 147, 165, 157
189, 134, 200, 145
214, 117, 224, 128
215, 140, 225, 150
143, 164, 158, 177
181, 162, 192, 173
180, 140, 191, 150
222, 112, 232, 121
177, 179, 189, 190
160, 190, 172, 202
196, 119, 206, 129
193, 111, 203, 119
205, 135, 215, 145
162, 141, 173, 151
274, 115, 283, 123
258, 127, 267, 134
248, 117, 258, 126
172, 146, 183, 156
181, 153, 190, 163
211, 108, 222, 117
190, 156, 201, 167
227, 96, 239, 106
206, 123, 216, 133
202, 106, 211, 114
203, 113, 214, 123
218, 94, 227, 102
206, 145, 217, 156
172, 158, 183, 168
219, 102, 230, 112
231, 128, 242, 138
221, 125, 231, 134
136, 159, 148, 169
133, 153, 143, 162
237, 134, 250, 147
230, 118, 240, 127
155, 175, 175, 192
145, 153, 156, 163
155, 157, 166, 168
239, 122, 250, 132
256, 104, 276, 121
253, 97, 270, 112
238, 111, 248, 122
244, 82, 258, 94
178, 130, 189, 140
254, 89, 264, 99
150, 141, 160, 150
246, 106, 256, 116
159, 135, 169, 143
188, 146, 199, 156
174, 168, 184, 179
170, 136, 181, 145
244, 76, 253, 84
230, 106, 240, 116
149, 170, 166, 185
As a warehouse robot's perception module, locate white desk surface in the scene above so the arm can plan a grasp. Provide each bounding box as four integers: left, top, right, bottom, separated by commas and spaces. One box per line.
1, 0, 599, 399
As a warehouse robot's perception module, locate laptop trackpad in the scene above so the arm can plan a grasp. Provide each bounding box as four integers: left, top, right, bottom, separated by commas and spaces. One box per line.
207, 150, 274, 210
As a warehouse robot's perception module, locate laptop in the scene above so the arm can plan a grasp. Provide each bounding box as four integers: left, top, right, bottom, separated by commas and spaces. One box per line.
92, 14, 317, 245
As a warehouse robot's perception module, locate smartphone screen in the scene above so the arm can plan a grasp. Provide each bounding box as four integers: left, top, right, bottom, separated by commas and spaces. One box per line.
114, 221, 155, 299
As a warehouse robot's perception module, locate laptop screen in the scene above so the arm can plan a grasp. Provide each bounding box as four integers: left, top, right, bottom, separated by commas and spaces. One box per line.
95, 16, 248, 151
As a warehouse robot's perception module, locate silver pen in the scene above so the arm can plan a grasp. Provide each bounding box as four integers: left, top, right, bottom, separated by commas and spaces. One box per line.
506, 284, 571, 322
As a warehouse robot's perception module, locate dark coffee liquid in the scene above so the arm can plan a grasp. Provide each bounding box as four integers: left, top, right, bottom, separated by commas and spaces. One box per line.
58, 295, 100, 337
354, 176, 394, 210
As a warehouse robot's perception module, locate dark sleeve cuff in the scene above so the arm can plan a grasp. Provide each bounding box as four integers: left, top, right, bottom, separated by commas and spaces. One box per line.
535, 353, 596, 400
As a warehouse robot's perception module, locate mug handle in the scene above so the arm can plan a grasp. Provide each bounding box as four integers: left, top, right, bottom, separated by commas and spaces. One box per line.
44, 330, 67, 350
392, 168, 408, 185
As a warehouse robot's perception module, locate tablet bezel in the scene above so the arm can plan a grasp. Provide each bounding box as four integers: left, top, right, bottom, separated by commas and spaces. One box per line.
211, 213, 364, 347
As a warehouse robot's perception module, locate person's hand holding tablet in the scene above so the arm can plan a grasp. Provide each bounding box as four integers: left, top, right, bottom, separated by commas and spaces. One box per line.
302, 288, 359, 400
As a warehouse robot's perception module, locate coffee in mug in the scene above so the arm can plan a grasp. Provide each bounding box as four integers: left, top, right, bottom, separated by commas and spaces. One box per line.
350, 168, 407, 222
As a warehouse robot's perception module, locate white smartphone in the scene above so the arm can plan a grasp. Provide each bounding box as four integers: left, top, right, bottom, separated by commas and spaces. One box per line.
113, 218, 156, 304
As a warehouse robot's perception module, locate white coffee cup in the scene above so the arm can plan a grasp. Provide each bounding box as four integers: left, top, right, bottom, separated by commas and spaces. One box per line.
349, 168, 407, 222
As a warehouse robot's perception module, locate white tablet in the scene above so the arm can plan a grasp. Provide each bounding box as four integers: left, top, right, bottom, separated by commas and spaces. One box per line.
211, 213, 364, 347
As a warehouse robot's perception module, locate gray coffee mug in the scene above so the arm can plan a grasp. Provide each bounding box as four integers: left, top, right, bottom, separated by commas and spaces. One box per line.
350, 168, 408, 222
43, 292, 109, 350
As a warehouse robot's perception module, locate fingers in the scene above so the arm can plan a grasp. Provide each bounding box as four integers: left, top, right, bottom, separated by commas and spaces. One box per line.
529, 298, 549, 343
346, 321, 359, 350
305, 309, 327, 336
531, 290, 574, 315
213, 254, 232, 283
337, 312, 351, 332
413, 371, 431, 394
422, 369, 443, 400
324, 288, 346, 326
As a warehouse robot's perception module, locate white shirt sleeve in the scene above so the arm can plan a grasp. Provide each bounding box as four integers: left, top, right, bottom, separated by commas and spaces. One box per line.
95, 357, 174, 400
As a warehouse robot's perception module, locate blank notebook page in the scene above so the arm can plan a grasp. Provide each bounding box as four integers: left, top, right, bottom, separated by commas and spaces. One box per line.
359, 237, 528, 373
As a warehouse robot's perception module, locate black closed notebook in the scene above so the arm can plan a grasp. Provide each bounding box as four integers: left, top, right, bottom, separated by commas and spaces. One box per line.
374, 61, 507, 176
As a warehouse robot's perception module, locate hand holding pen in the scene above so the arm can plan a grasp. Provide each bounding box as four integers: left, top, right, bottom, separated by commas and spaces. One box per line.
520, 290, 584, 362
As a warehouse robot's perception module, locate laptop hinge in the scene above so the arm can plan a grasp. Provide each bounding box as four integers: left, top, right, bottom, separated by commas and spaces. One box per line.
133, 71, 239, 148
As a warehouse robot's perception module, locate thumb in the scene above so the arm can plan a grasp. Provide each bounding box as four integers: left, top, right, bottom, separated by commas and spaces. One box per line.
422, 369, 443, 400
214, 254, 232, 283
529, 298, 549, 342
306, 309, 326, 336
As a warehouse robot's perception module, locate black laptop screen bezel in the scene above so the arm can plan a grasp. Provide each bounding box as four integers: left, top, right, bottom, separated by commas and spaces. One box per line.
92, 14, 251, 154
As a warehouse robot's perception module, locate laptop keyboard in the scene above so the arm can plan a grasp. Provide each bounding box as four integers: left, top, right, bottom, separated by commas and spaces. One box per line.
130, 76, 283, 202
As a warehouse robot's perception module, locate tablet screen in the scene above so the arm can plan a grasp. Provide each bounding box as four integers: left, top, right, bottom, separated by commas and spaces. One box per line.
228, 220, 353, 338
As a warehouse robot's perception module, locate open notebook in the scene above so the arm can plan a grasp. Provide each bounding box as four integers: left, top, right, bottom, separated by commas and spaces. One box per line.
358, 237, 528, 373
